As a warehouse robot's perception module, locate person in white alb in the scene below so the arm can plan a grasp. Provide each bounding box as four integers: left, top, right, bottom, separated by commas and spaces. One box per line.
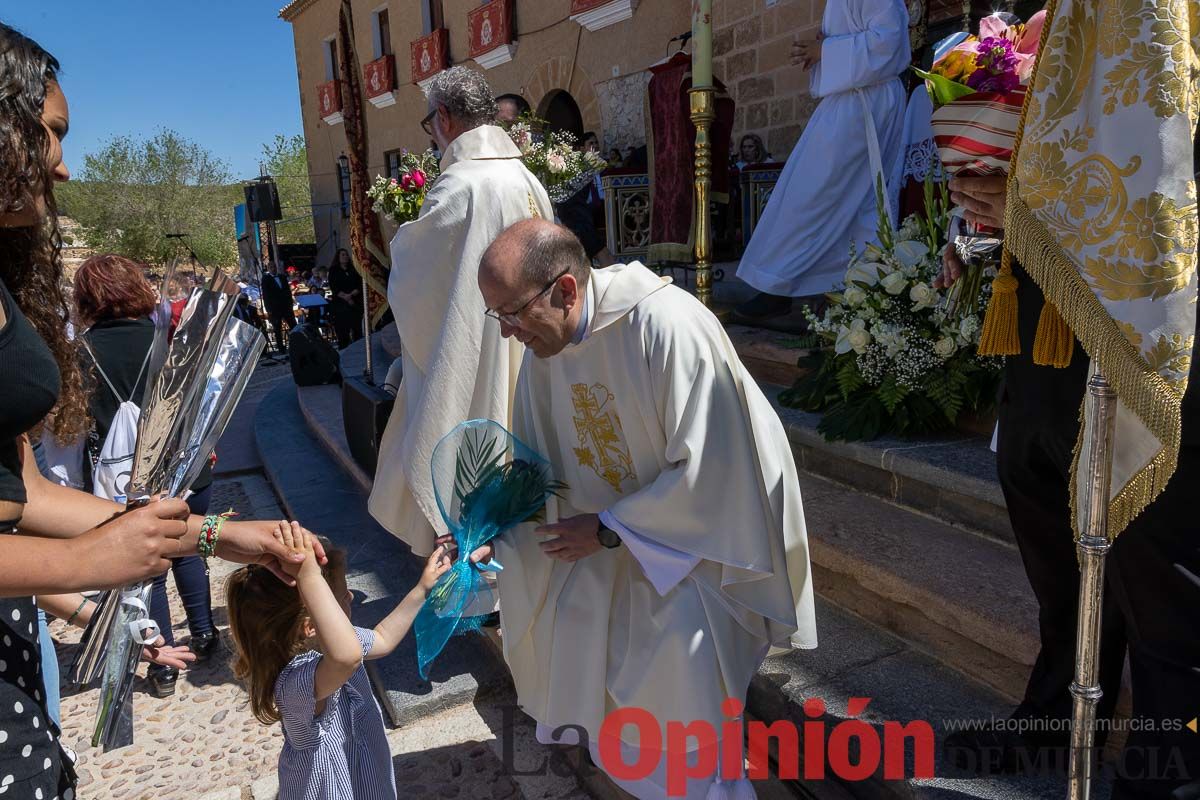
369, 67, 553, 556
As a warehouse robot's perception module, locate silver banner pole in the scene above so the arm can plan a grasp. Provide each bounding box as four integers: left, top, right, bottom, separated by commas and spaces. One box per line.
361, 270, 373, 383
1067, 372, 1118, 800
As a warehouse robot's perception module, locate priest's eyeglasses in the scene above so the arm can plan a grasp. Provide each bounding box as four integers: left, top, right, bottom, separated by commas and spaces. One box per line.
485, 268, 569, 326
421, 109, 437, 136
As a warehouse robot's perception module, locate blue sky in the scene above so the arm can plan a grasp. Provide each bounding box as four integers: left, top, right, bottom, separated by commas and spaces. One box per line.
4, 1, 303, 181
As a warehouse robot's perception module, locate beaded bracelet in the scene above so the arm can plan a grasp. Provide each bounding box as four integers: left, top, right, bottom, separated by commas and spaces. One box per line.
198, 509, 237, 573
67, 596, 90, 626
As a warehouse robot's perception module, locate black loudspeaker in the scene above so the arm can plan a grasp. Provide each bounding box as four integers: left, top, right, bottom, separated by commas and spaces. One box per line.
245, 181, 282, 222
288, 324, 341, 387
342, 376, 395, 476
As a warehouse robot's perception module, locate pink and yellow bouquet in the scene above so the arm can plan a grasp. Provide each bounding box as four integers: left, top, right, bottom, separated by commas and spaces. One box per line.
915, 11, 1045, 177
367, 149, 441, 225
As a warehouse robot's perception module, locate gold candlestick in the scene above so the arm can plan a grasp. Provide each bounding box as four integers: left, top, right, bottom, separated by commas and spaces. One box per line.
690, 86, 716, 308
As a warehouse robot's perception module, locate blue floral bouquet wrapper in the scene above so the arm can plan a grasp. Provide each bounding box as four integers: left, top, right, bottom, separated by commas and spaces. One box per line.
414, 419, 565, 679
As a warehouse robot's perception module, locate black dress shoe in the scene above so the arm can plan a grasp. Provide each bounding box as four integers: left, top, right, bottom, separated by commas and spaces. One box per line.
147, 665, 178, 699
189, 629, 220, 663
735, 292, 793, 320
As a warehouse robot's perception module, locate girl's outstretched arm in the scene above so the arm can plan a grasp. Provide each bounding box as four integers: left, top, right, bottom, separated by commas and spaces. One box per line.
368, 545, 451, 660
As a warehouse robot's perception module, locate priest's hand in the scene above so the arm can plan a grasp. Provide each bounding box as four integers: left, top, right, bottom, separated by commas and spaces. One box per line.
791, 33, 823, 68
949, 175, 1007, 229
535, 514, 603, 563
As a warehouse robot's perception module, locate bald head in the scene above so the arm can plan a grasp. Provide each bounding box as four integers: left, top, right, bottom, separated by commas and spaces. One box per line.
480, 219, 590, 295
479, 219, 592, 359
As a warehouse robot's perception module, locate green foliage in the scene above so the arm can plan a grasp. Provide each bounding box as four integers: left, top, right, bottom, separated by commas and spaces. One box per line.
56, 130, 240, 268
780, 347, 1002, 442
260, 134, 315, 245
835, 356, 865, 398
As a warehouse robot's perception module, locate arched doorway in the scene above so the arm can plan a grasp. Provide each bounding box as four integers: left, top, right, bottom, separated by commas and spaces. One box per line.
538, 89, 584, 140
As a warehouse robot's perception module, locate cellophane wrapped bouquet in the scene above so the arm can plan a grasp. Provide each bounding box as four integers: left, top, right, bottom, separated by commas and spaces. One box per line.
914, 10, 1046, 317
413, 419, 565, 679
506, 117, 607, 203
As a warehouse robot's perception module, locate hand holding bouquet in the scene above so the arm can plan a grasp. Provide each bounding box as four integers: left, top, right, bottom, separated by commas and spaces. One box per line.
367, 149, 441, 224
913, 10, 1046, 318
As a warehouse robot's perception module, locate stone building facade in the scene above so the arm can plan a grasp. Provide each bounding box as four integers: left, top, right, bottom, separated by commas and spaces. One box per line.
280, 0, 829, 264
279, 0, 1011, 263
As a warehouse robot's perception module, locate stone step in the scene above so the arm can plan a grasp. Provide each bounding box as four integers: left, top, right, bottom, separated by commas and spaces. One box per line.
727, 324, 813, 387
748, 598, 1113, 800
254, 380, 511, 728
769, 387, 1012, 545
799, 469, 1036, 703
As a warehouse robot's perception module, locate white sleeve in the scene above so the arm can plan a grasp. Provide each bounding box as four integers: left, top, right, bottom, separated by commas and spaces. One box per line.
599, 510, 701, 597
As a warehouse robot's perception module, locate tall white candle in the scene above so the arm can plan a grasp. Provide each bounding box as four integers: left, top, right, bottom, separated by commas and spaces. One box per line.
691, 0, 713, 88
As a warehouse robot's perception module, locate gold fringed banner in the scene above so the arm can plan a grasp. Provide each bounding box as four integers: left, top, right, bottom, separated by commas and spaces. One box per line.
338, 0, 391, 326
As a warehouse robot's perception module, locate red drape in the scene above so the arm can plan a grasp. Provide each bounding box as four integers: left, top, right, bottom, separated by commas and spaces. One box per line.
646, 51, 735, 264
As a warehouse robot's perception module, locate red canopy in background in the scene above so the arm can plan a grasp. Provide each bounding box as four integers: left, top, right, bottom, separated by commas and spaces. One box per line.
646, 51, 735, 265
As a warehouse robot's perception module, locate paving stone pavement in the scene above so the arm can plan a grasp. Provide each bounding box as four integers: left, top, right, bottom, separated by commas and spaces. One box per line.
52, 474, 290, 800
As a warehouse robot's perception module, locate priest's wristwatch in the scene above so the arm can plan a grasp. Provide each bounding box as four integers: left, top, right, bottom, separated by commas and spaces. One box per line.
596, 518, 622, 549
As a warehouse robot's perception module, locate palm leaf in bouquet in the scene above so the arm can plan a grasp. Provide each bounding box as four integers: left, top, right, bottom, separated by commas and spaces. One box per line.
416, 420, 566, 679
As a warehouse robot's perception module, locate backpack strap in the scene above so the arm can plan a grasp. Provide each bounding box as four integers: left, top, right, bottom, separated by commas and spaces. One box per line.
82, 337, 153, 405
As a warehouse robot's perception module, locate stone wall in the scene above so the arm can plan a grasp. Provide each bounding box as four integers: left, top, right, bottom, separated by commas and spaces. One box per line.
713, 0, 824, 162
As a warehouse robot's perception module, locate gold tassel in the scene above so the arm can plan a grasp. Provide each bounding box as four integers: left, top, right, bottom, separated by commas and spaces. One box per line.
1033, 300, 1074, 368
977, 250, 1020, 356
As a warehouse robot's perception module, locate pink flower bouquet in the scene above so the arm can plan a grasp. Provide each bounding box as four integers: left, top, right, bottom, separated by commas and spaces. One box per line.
914, 11, 1045, 178
367, 149, 441, 225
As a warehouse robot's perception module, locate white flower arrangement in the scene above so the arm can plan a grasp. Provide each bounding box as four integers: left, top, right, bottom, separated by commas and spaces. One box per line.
505, 118, 607, 203
781, 177, 1004, 441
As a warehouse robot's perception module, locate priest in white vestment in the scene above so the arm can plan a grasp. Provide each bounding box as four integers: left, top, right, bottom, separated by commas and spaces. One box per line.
735, 0, 910, 320
477, 220, 818, 799
370, 67, 554, 555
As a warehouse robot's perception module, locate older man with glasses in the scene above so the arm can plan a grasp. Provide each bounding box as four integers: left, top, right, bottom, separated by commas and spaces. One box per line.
369, 66, 554, 557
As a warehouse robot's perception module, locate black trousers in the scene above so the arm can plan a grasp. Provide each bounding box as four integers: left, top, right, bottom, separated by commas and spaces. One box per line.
331, 300, 363, 351
267, 309, 295, 352
997, 262, 1200, 797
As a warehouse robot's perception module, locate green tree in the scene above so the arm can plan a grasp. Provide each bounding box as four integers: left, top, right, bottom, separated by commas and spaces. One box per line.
260, 134, 315, 245
56, 130, 241, 268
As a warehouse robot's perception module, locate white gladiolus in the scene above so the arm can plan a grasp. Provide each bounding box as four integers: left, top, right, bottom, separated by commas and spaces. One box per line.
845, 259, 883, 287
880, 270, 908, 295
893, 240, 930, 269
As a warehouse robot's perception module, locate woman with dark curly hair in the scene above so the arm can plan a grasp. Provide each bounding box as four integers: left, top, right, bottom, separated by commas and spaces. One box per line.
0, 23, 327, 795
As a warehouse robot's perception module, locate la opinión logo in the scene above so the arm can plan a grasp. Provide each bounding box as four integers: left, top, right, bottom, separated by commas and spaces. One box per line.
517, 697, 936, 796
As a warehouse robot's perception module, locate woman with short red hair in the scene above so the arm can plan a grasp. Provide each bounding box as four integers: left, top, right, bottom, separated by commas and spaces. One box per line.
73, 254, 220, 698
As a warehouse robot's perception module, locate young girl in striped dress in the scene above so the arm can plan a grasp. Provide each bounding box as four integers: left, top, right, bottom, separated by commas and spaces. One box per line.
226, 523, 448, 799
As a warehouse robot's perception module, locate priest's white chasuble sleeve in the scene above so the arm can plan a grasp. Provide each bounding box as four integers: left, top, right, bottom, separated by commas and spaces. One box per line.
369, 125, 554, 555
495, 262, 818, 786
